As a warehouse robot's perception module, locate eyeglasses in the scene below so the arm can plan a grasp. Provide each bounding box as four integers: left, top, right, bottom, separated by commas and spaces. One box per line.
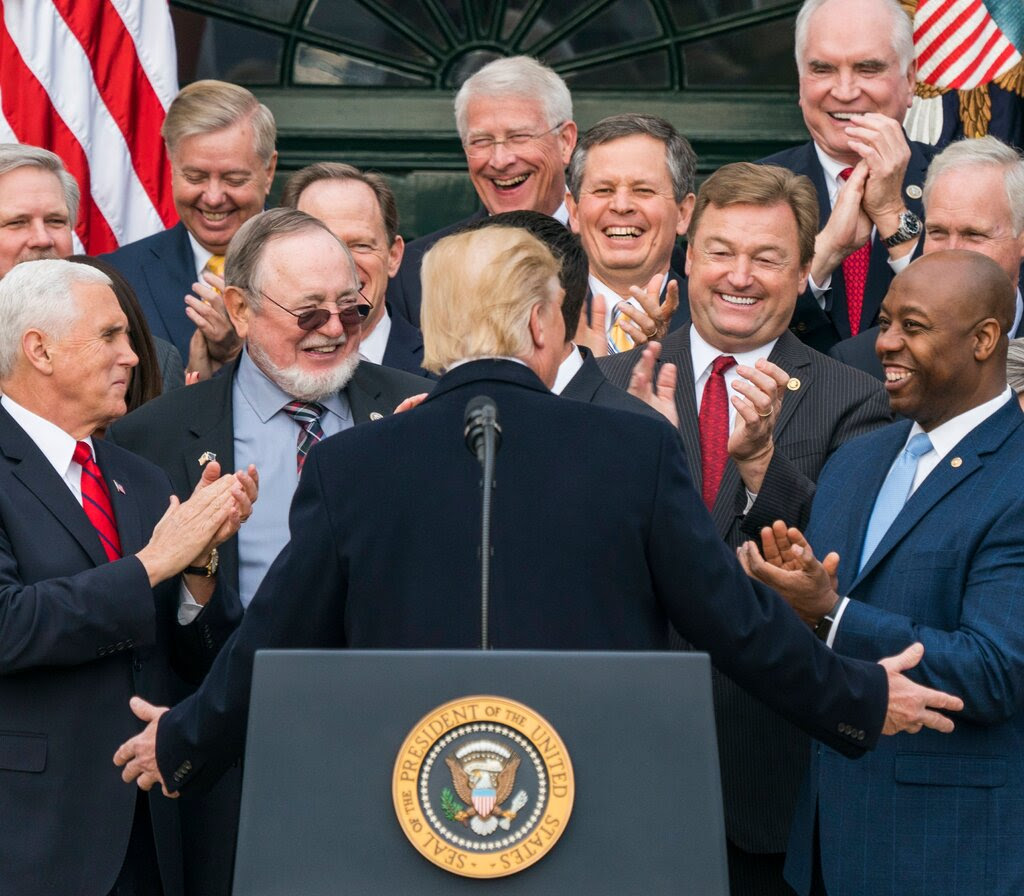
258, 290, 372, 331
463, 122, 566, 158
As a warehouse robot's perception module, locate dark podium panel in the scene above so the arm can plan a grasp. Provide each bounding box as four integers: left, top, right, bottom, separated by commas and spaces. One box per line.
234, 651, 728, 895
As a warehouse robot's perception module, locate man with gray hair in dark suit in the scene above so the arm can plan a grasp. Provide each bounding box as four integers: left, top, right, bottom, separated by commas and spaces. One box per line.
600, 161, 892, 896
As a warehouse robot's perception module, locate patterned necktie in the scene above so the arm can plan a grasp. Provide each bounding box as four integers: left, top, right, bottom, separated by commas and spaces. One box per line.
282, 400, 326, 474
858, 432, 933, 572
204, 254, 225, 280
698, 355, 736, 511
607, 304, 635, 354
72, 441, 122, 562
838, 167, 869, 337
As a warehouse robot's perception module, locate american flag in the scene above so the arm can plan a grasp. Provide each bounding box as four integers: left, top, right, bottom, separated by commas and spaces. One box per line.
0, 0, 179, 254
914, 0, 1023, 90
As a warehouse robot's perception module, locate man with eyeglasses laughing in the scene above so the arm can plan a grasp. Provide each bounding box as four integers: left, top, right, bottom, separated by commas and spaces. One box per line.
105, 207, 429, 896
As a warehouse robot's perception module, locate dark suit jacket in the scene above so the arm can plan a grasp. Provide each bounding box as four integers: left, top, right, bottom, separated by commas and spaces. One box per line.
103, 222, 197, 362
786, 398, 1024, 896
380, 305, 431, 377
761, 138, 936, 353
0, 406, 241, 896
155, 335, 185, 393
154, 359, 887, 798
106, 355, 430, 896
599, 325, 892, 853
560, 346, 665, 420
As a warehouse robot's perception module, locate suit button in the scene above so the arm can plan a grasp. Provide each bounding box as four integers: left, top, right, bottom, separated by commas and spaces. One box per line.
857, 730, 865, 740
796, 322, 808, 333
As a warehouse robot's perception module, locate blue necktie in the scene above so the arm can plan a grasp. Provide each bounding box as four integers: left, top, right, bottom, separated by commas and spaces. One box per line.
859, 432, 933, 572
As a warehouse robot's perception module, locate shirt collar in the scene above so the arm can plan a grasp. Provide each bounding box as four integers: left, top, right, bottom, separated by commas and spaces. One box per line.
551, 343, 585, 395
358, 308, 392, 366
813, 143, 852, 204
689, 325, 779, 378
187, 230, 215, 280
907, 387, 1014, 461
235, 348, 351, 423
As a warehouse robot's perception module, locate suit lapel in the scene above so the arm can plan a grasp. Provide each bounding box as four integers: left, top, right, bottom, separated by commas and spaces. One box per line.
347, 364, 389, 423
94, 441, 144, 556
660, 330, 703, 495
853, 401, 1021, 586
1, 409, 109, 567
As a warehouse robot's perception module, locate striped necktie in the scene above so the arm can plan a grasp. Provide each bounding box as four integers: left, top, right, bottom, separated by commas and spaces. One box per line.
73, 441, 122, 562
607, 304, 635, 354
838, 167, 869, 336
698, 355, 736, 510
282, 400, 326, 474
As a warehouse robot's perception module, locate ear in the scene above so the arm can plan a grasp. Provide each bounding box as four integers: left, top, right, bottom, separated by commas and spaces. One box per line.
565, 190, 581, 236
387, 235, 405, 279
223, 286, 251, 340
22, 329, 54, 375
558, 120, 578, 166
263, 151, 279, 196
973, 317, 1002, 361
684, 241, 694, 278
796, 259, 811, 297
675, 193, 696, 236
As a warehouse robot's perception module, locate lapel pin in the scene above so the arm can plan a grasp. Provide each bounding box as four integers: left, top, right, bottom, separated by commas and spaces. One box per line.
906, 184, 923, 200
113, 480, 125, 495
369, 411, 384, 421
787, 378, 801, 391
198, 451, 217, 466
950, 457, 962, 468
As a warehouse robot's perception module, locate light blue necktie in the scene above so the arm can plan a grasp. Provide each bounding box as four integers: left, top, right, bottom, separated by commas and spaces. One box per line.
858, 432, 933, 572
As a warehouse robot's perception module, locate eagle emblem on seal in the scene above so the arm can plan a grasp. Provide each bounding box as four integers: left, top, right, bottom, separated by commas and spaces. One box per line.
443, 740, 529, 836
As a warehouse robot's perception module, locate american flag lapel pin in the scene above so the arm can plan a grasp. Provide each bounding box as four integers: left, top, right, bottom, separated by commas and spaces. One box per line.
198, 451, 217, 466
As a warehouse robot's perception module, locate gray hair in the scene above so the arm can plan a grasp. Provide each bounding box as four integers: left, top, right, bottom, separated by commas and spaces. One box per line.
925, 136, 1024, 235
162, 80, 276, 164
567, 114, 697, 202
224, 208, 357, 309
454, 56, 572, 141
0, 143, 80, 227
1008, 337, 1024, 394
795, 0, 914, 74
0, 259, 110, 378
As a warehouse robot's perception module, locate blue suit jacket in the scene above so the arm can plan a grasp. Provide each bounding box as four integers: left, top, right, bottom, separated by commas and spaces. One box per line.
786, 397, 1024, 896
761, 138, 936, 353
154, 359, 887, 795
102, 222, 197, 362
380, 305, 431, 377
0, 406, 241, 896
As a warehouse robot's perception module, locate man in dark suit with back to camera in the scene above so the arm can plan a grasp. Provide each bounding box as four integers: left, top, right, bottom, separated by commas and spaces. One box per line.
0, 258, 254, 896
279, 162, 429, 377
762, 0, 934, 353
832, 136, 1024, 380
599, 161, 891, 895
106, 207, 429, 896
114, 225, 960, 815
104, 80, 277, 379
743, 250, 1024, 896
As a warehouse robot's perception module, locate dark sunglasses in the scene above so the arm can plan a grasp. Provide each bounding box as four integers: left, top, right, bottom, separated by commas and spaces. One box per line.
258, 290, 372, 331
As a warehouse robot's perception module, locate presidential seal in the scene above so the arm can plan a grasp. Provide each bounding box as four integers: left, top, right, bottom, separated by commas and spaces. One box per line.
392, 695, 574, 878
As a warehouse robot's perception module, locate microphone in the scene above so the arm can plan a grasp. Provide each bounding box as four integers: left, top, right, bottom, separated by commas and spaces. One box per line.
464, 396, 501, 465
463, 396, 501, 649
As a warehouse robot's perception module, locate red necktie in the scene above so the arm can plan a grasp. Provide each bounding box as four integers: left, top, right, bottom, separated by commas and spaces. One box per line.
838, 167, 869, 337
73, 441, 122, 562
698, 355, 736, 511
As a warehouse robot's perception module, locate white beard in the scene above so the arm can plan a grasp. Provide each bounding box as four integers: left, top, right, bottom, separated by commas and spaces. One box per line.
248, 341, 359, 401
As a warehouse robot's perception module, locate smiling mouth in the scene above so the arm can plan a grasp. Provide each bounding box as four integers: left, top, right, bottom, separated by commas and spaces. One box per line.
720, 293, 757, 306
884, 366, 913, 384
492, 174, 529, 190
197, 209, 232, 222
828, 112, 864, 122
603, 226, 642, 239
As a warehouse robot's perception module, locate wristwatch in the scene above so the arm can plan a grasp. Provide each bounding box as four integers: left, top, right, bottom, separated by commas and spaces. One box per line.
813, 596, 843, 642
881, 210, 923, 248
184, 547, 219, 578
